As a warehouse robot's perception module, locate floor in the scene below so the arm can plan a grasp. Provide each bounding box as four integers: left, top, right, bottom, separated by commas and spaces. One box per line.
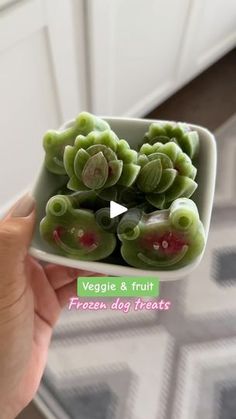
17, 47, 236, 419
146, 48, 236, 131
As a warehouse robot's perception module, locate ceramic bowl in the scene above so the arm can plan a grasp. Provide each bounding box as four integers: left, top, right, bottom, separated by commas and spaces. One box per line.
30, 117, 217, 280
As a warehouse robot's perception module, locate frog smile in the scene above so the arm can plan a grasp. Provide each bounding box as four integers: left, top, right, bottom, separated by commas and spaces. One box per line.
138, 245, 188, 267
53, 229, 98, 255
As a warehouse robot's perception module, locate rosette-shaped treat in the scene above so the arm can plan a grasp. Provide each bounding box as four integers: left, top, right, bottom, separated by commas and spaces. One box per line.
64, 130, 140, 191
40, 195, 116, 260
118, 198, 205, 269
43, 112, 110, 174
144, 121, 199, 159
137, 142, 197, 209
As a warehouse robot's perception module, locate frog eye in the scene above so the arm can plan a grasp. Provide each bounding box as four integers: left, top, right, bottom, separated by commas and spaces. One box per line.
95, 208, 119, 233
117, 209, 141, 240
170, 198, 199, 232
46, 195, 70, 217
118, 225, 140, 241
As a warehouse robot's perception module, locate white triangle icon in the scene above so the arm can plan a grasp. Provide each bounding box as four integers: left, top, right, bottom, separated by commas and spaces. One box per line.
110, 201, 128, 219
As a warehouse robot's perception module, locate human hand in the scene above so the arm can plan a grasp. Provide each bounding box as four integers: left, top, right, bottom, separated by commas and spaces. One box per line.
0, 194, 99, 418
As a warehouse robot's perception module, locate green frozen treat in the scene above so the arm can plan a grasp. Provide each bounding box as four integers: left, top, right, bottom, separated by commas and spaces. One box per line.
43, 112, 110, 175
95, 207, 120, 233
64, 131, 140, 191
39, 112, 204, 270
137, 142, 197, 209
118, 198, 205, 270
40, 195, 116, 260
68, 190, 109, 211
144, 121, 199, 159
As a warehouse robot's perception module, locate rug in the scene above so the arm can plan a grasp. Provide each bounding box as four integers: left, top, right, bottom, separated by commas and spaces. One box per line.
35, 115, 236, 419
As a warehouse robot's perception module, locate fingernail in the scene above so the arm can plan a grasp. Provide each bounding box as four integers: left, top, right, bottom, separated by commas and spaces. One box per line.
11, 194, 35, 217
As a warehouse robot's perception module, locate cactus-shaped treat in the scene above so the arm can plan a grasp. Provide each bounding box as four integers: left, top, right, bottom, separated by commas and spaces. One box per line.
64, 130, 140, 191
40, 195, 116, 260
137, 142, 197, 209
43, 112, 110, 175
144, 121, 199, 159
118, 198, 205, 270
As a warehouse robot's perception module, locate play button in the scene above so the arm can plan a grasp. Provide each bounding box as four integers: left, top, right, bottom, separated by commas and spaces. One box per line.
110, 201, 128, 219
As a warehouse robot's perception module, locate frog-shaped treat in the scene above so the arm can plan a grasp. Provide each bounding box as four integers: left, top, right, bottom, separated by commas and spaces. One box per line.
118, 198, 205, 270
40, 195, 116, 260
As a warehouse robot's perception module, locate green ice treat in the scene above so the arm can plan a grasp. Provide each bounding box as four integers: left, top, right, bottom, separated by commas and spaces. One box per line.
137, 142, 197, 209
43, 112, 110, 175
144, 121, 199, 159
98, 185, 146, 210
64, 131, 140, 191
118, 198, 205, 270
54, 187, 110, 210
70, 189, 111, 210
95, 207, 120, 233
40, 195, 116, 260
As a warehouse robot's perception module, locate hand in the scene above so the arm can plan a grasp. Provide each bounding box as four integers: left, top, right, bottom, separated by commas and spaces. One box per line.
0, 194, 99, 418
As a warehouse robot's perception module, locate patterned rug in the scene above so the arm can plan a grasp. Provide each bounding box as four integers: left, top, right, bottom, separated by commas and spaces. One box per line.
35, 115, 236, 419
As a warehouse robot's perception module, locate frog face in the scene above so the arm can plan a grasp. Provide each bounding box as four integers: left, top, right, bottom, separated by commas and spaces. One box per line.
118, 198, 205, 270
40, 195, 116, 261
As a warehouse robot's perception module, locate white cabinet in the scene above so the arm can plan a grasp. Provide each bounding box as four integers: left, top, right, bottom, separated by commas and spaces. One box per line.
0, 0, 235, 210
0, 0, 85, 208
86, 0, 191, 116
178, 0, 236, 85
86, 0, 236, 117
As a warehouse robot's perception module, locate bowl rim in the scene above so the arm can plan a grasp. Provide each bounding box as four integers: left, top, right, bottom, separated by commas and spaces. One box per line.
30, 116, 217, 280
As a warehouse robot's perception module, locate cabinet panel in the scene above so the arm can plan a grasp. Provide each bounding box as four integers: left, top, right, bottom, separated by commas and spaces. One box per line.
0, 30, 59, 205
197, 0, 236, 66
0, 0, 86, 209
178, 0, 236, 85
87, 0, 236, 117
87, 0, 190, 116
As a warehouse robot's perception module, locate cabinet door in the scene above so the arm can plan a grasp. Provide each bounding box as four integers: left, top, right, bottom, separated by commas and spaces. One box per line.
86, 0, 190, 117
0, 0, 85, 208
178, 0, 236, 85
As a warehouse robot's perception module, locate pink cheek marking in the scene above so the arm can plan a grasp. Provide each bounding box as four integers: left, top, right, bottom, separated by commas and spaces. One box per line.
141, 232, 187, 256
79, 232, 98, 248
53, 227, 64, 242
53, 227, 98, 249
160, 233, 187, 255
140, 233, 158, 250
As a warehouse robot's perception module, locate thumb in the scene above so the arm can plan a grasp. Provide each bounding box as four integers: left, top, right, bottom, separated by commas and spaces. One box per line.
0, 194, 36, 275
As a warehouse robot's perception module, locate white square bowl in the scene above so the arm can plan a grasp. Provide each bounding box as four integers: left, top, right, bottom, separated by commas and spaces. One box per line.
30, 117, 217, 280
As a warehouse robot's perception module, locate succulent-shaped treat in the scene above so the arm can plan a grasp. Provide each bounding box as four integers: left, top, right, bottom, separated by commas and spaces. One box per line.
144, 121, 199, 159
137, 142, 197, 209
118, 198, 205, 270
40, 195, 116, 260
64, 130, 140, 191
43, 112, 110, 175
